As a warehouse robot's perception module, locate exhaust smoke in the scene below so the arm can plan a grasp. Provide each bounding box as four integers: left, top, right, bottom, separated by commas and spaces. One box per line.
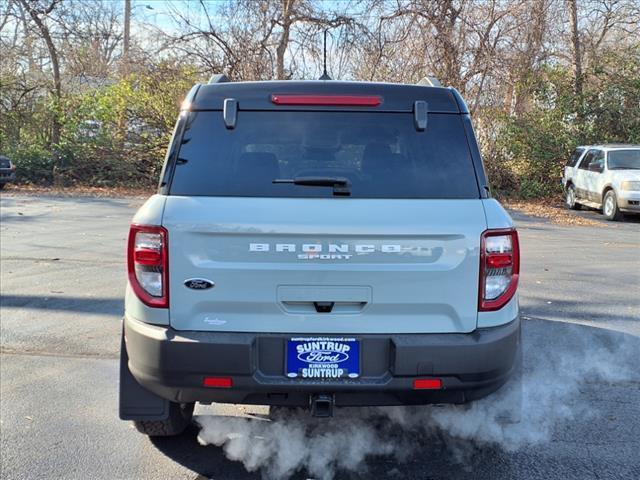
196, 319, 638, 480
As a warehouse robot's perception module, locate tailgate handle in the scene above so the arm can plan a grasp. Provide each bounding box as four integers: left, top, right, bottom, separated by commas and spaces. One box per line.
278, 286, 371, 314
313, 302, 334, 313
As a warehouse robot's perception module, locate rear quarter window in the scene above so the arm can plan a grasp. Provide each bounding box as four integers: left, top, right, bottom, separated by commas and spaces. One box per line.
567, 148, 585, 167
168, 111, 480, 199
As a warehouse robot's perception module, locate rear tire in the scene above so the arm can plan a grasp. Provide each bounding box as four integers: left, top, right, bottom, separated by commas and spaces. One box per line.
565, 185, 581, 210
603, 190, 623, 221
134, 401, 194, 437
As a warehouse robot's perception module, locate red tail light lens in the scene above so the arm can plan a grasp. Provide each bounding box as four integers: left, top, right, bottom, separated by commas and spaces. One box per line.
271, 94, 382, 106
479, 229, 519, 311
127, 224, 168, 308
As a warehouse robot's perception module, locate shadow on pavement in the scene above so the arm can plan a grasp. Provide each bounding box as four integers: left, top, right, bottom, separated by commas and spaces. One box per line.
572, 206, 640, 225
0, 294, 122, 315
150, 421, 503, 480
150, 424, 262, 480
522, 294, 640, 326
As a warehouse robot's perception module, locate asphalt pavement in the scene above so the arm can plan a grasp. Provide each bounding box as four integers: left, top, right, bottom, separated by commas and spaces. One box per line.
1, 194, 639, 480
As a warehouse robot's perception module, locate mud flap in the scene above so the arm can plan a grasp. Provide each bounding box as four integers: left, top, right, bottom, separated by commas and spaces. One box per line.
119, 329, 170, 421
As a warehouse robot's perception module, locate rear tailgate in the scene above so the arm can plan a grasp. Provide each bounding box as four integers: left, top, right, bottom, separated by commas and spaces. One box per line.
164, 197, 485, 334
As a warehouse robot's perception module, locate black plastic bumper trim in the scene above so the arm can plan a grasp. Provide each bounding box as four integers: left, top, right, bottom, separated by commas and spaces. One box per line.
121, 315, 520, 409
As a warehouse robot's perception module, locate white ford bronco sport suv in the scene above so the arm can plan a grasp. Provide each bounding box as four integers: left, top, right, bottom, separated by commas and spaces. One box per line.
563, 144, 640, 220
120, 76, 521, 436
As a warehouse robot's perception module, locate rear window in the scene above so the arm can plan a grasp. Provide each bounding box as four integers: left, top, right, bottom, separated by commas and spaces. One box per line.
567, 148, 585, 167
169, 111, 479, 198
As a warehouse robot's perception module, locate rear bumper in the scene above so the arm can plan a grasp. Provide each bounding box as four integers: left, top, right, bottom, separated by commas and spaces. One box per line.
123, 315, 521, 408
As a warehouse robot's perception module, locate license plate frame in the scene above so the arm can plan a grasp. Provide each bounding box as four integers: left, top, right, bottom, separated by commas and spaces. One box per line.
286, 337, 360, 379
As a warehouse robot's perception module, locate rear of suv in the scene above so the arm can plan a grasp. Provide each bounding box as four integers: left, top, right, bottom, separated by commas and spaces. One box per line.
120, 77, 521, 436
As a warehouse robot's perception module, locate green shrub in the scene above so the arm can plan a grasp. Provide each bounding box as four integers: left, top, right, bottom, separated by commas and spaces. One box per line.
50, 63, 199, 187
483, 50, 640, 199
7, 145, 55, 184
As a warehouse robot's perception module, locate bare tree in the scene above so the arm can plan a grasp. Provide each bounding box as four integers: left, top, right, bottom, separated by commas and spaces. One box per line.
55, 0, 124, 79
18, 0, 63, 155
567, 0, 583, 99
123, 0, 131, 69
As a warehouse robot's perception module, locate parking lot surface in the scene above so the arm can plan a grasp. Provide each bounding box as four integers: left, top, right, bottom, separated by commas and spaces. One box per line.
1, 194, 639, 480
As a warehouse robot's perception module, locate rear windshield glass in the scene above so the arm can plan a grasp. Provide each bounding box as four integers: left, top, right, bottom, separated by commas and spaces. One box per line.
169, 111, 479, 198
567, 148, 584, 167
608, 150, 640, 170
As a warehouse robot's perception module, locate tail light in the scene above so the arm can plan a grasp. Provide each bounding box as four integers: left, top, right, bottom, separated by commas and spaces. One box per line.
127, 224, 168, 308
479, 229, 519, 311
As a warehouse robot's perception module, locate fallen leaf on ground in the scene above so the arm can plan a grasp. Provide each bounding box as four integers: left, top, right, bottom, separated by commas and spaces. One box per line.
504, 198, 603, 227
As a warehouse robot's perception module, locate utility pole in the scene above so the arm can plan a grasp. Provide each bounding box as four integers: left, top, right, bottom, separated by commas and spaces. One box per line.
123, 0, 131, 72
567, 0, 582, 99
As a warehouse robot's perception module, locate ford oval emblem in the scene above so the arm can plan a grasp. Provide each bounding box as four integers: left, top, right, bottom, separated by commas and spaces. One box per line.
184, 278, 215, 290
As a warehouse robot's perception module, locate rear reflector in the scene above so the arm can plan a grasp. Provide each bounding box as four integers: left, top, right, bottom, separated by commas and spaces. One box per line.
203, 377, 233, 388
271, 94, 382, 106
413, 378, 443, 390
486, 252, 513, 269
133, 248, 163, 266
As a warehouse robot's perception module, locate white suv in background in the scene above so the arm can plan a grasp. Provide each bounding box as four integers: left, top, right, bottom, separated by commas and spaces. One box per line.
564, 144, 640, 221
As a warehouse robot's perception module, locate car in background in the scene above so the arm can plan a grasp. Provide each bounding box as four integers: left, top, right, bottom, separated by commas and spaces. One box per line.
564, 144, 640, 220
0, 155, 17, 189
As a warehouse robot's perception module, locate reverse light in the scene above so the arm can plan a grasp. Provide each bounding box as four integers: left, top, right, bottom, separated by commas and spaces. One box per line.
127, 224, 168, 308
271, 94, 382, 106
203, 377, 233, 388
413, 378, 443, 390
479, 229, 519, 311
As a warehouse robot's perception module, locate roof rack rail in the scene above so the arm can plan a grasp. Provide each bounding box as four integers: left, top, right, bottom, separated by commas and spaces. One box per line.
417, 76, 442, 87
208, 74, 230, 84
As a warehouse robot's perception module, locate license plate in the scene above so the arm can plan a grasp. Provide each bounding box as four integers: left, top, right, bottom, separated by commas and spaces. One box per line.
286, 337, 360, 379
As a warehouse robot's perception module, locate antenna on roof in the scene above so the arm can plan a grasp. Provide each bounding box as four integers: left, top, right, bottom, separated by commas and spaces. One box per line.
319, 29, 331, 80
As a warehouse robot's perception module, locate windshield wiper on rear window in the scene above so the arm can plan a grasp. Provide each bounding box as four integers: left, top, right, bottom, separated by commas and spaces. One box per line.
273, 176, 351, 196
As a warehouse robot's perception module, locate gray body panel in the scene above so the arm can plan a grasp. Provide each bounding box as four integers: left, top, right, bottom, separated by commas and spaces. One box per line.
161, 197, 488, 334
